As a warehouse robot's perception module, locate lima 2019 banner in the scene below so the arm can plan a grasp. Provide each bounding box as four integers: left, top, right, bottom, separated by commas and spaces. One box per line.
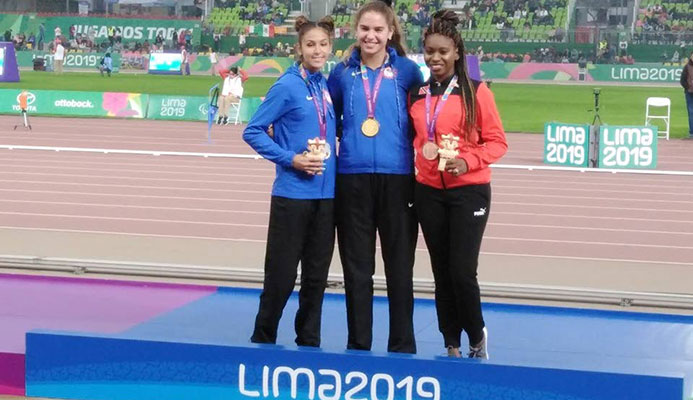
0, 88, 263, 123
176, 56, 687, 83
479, 62, 683, 82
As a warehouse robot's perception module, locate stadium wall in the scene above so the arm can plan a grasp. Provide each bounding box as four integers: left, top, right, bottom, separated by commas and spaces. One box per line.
0, 14, 201, 45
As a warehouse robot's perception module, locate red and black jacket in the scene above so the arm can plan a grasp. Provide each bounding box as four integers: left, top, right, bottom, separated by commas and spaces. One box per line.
408, 76, 507, 189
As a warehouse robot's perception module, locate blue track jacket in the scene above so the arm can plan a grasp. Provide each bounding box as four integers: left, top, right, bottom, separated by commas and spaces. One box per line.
243, 63, 336, 199
327, 47, 423, 174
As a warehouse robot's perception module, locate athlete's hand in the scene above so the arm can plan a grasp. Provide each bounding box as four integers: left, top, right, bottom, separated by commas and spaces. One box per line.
292, 153, 325, 175
445, 158, 468, 176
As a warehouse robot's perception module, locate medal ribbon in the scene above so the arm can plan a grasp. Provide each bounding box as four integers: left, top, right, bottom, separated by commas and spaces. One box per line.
300, 64, 328, 140
425, 75, 458, 142
360, 64, 386, 120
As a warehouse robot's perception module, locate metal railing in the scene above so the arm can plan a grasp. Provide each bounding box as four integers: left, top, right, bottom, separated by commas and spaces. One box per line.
1, 255, 691, 311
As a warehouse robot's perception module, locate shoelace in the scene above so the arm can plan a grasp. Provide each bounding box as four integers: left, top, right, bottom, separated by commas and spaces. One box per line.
468, 343, 488, 359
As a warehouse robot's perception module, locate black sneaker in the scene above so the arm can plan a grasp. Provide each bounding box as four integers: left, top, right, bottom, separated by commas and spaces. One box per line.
468, 327, 489, 359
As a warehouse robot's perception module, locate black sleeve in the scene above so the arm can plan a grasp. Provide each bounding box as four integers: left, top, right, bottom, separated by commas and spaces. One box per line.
681, 66, 689, 90
407, 90, 415, 143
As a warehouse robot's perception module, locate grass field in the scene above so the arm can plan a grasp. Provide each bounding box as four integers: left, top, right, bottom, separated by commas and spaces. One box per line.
1, 71, 689, 137
0, 71, 277, 98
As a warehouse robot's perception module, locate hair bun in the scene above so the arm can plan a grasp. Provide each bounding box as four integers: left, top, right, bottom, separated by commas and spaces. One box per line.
317, 16, 335, 35
432, 9, 460, 26
294, 15, 310, 33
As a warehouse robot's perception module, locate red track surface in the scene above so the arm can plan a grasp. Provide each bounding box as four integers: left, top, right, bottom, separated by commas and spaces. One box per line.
0, 116, 692, 273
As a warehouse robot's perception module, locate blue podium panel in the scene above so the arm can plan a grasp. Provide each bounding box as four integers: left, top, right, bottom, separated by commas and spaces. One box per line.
26, 332, 683, 400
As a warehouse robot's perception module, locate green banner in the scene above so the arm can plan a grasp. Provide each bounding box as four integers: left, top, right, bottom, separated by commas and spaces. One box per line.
147, 95, 209, 121
598, 125, 658, 169
478, 62, 684, 83
587, 64, 683, 83
0, 88, 264, 122
543, 122, 590, 167
0, 14, 200, 44
16, 51, 121, 72
0, 89, 147, 118
147, 95, 264, 123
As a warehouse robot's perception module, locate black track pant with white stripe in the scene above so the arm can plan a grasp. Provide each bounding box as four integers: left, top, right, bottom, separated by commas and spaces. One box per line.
415, 182, 490, 348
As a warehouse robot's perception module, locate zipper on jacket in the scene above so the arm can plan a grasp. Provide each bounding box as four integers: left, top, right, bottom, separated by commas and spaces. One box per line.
430, 94, 446, 190
369, 66, 378, 172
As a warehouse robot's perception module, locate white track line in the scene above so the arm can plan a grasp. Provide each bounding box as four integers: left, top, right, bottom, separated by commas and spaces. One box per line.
0, 144, 260, 159
2, 226, 692, 267
493, 211, 693, 225
1, 145, 692, 176
0, 199, 270, 215
0, 199, 689, 234
2, 198, 687, 235
2, 187, 693, 214
495, 200, 693, 214
2, 212, 691, 250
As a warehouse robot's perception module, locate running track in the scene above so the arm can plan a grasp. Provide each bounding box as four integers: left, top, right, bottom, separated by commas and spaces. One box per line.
0, 116, 692, 296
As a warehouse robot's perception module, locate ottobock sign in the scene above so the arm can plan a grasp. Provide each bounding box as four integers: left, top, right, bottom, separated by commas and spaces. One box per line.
543, 123, 590, 167
598, 125, 658, 169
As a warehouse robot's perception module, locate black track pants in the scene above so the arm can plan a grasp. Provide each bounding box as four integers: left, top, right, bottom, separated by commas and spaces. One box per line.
415, 182, 490, 348
251, 196, 335, 347
336, 173, 418, 353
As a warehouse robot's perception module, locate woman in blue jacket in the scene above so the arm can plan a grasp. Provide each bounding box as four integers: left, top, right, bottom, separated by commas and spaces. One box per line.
327, 0, 424, 354
243, 16, 336, 347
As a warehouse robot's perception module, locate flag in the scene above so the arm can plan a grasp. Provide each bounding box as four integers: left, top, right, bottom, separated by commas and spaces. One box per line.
207, 84, 219, 143
245, 25, 253, 34
269, 24, 275, 38
262, 24, 269, 37
207, 104, 218, 143
255, 23, 263, 36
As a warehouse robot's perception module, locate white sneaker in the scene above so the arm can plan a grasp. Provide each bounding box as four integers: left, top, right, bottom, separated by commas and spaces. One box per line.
468, 327, 489, 359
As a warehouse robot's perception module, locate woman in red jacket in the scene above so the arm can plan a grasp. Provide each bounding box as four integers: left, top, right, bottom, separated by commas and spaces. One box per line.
408, 10, 507, 359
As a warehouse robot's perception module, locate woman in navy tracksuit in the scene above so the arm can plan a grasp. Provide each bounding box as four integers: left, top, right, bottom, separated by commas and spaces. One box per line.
243, 16, 336, 347
327, 0, 424, 354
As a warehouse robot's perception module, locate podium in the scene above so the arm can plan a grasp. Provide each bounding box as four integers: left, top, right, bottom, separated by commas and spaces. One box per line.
0, 274, 690, 399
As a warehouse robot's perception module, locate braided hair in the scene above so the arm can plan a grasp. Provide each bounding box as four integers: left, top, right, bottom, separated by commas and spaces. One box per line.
424, 10, 477, 139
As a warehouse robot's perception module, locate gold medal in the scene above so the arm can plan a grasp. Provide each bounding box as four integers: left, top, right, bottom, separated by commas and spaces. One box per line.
422, 142, 439, 160
361, 118, 380, 137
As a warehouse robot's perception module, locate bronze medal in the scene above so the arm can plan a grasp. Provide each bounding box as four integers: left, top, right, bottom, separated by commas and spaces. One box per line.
422, 142, 439, 160
361, 118, 380, 137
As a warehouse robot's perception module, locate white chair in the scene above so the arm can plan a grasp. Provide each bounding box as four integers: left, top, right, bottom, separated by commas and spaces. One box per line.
645, 97, 670, 140
229, 98, 242, 125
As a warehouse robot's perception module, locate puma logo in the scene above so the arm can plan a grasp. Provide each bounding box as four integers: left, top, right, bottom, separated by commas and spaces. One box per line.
474, 208, 486, 217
